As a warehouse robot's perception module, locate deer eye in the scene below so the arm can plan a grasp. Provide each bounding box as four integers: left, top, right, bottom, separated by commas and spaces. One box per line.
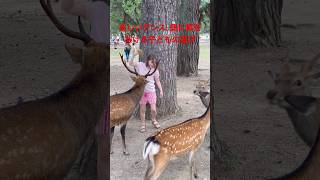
294, 80, 302, 86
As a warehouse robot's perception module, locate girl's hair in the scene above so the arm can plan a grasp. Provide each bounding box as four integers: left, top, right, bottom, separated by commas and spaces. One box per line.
146, 54, 156, 68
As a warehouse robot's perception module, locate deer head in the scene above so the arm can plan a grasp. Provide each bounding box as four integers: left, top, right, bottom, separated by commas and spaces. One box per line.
266, 52, 320, 109
118, 52, 160, 86
193, 80, 210, 97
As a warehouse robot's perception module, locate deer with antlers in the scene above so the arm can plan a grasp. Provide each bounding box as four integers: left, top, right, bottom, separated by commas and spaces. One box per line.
270, 95, 320, 180
142, 104, 210, 180
110, 53, 159, 155
0, 0, 109, 179
193, 80, 210, 108
266, 52, 320, 147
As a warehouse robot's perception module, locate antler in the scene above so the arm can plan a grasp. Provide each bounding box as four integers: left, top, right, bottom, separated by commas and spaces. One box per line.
144, 60, 160, 77
301, 52, 320, 74
40, 0, 93, 44
119, 53, 138, 75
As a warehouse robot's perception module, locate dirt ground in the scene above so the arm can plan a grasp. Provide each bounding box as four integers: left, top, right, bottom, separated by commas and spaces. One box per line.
213, 0, 320, 179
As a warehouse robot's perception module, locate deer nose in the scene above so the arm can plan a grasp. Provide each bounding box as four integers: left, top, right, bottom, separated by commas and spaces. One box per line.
266, 90, 277, 100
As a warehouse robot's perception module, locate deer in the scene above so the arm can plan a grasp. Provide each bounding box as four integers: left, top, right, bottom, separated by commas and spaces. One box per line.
0, 0, 109, 179
266, 52, 320, 147
193, 80, 210, 108
270, 95, 320, 180
142, 103, 210, 180
110, 53, 159, 155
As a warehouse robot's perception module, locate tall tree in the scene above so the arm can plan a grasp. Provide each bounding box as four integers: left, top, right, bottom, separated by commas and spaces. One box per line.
176, 0, 201, 76
210, 0, 224, 164
139, 0, 179, 117
214, 0, 283, 47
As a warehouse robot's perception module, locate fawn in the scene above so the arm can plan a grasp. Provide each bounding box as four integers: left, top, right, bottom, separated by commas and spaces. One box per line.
142, 104, 210, 180
270, 95, 320, 179
267, 52, 320, 147
194, 80, 210, 108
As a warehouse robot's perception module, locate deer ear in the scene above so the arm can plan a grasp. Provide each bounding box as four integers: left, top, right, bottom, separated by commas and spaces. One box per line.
130, 76, 137, 81
65, 44, 87, 64
284, 95, 317, 114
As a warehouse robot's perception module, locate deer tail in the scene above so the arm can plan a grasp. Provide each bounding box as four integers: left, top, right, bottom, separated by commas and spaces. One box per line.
143, 136, 160, 160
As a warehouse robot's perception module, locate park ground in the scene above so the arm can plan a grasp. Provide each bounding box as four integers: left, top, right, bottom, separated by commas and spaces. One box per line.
0, 0, 320, 180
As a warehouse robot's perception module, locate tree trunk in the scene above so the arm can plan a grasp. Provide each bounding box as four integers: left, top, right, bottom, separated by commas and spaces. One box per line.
137, 0, 179, 118
214, 0, 283, 48
211, 0, 224, 163
177, 0, 200, 76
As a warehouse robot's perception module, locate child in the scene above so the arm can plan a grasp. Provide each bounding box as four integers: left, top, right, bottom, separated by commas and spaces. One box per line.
128, 52, 164, 133
124, 42, 131, 61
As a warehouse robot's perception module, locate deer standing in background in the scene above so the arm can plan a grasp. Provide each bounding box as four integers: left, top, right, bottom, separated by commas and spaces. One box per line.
143, 104, 210, 180
0, 0, 109, 179
110, 53, 159, 155
266, 52, 320, 147
193, 80, 210, 108
270, 95, 320, 180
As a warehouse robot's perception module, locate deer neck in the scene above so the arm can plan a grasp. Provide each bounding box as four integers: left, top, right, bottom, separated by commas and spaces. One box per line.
198, 106, 211, 129
285, 108, 318, 147
200, 94, 210, 108
45, 69, 108, 143
125, 83, 146, 104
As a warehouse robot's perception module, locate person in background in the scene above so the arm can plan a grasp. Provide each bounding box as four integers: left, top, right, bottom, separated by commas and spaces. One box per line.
124, 42, 131, 62
128, 53, 163, 133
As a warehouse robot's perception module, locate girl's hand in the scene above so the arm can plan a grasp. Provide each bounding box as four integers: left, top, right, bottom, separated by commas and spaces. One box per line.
160, 91, 163, 98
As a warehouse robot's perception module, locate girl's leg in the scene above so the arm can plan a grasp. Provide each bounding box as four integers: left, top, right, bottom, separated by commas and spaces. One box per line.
139, 104, 146, 132
150, 104, 160, 128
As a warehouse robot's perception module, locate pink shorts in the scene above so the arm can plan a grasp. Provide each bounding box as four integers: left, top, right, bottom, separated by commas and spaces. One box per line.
140, 92, 157, 105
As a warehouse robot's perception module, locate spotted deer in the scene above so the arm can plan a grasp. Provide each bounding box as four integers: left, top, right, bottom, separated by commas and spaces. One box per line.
0, 0, 109, 179
193, 80, 210, 108
142, 104, 210, 180
271, 95, 320, 180
266, 52, 320, 147
110, 53, 159, 155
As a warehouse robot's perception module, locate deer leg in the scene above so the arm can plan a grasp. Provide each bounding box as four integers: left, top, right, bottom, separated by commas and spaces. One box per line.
189, 151, 198, 179
110, 126, 115, 154
120, 123, 129, 155
145, 154, 169, 180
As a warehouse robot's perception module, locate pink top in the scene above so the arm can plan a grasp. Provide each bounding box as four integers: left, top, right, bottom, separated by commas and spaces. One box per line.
136, 62, 160, 93
86, 1, 108, 43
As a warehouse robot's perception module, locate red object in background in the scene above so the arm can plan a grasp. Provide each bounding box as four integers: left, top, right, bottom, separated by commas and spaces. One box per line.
194, 23, 201, 31
179, 35, 188, 44
186, 23, 194, 31
170, 24, 177, 32
119, 23, 126, 32
124, 35, 132, 43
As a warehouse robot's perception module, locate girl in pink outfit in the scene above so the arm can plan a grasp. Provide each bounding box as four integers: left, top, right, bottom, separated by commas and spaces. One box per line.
128, 51, 164, 133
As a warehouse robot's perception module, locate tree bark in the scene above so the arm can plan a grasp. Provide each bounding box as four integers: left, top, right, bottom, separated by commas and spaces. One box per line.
214, 0, 283, 48
211, 0, 224, 164
176, 0, 200, 76
137, 0, 179, 118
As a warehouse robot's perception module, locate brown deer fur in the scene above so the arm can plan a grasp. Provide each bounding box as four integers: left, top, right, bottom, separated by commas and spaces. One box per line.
0, 0, 109, 179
